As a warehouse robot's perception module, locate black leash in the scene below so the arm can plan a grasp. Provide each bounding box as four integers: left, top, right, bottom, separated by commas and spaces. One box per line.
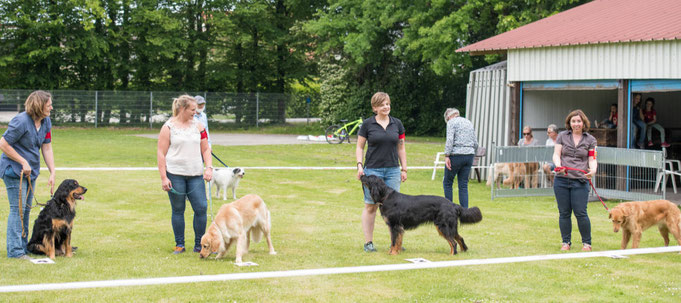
211, 152, 229, 168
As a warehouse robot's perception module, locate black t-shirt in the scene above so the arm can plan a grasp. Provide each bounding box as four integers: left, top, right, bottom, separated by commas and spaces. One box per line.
358, 116, 405, 169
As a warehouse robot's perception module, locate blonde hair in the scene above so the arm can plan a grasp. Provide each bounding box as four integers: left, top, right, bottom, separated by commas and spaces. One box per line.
370, 92, 390, 113
25, 90, 52, 120
564, 109, 590, 132
172, 95, 196, 117
443, 108, 459, 123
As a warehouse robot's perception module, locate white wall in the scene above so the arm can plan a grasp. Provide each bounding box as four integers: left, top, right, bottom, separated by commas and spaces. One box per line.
508, 40, 681, 82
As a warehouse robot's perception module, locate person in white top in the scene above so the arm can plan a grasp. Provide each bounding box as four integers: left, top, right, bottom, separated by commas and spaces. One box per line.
157, 95, 213, 255
543, 124, 559, 184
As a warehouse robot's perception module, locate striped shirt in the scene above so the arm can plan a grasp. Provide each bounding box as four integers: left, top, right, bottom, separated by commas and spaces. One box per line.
444, 117, 478, 155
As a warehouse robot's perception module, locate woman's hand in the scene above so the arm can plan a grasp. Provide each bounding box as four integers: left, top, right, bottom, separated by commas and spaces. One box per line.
21, 161, 31, 177
47, 173, 55, 195
444, 157, 451, 170
400, 170, 407, 182
585, 169, 596, 179
161, 177, 172, 192
203, 167, 213, 181
356, 166, 364, 180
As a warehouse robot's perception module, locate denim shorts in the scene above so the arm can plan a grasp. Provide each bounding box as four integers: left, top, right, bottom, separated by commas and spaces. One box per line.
362, 167, 401, 204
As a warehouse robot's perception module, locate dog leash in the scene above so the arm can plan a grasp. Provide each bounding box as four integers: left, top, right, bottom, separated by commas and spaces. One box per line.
212, 152, 229, 168
17, 172, 47, 238
554, 166, 609, 211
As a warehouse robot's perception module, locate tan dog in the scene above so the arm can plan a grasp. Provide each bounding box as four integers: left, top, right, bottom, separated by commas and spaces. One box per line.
199, 194, 276, 263
608, 200, 681, 250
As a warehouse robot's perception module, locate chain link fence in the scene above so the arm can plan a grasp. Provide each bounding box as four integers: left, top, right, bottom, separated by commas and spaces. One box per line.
0, 89, 319, 127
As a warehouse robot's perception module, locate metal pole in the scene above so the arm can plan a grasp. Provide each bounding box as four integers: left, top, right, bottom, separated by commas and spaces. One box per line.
94, 91, 98, 128
256, 92, 259, 128
149, 92, 153, 129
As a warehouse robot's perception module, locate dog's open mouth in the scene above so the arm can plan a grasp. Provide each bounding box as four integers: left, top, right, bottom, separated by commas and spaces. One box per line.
73, 193, 84, 200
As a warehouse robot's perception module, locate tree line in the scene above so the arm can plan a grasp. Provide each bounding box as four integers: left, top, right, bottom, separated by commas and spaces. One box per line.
0, 0, 587, 134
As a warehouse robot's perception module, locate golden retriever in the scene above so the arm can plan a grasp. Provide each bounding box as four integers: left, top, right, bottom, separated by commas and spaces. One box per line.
608, 200, 681, 250
199, 194, 276, 263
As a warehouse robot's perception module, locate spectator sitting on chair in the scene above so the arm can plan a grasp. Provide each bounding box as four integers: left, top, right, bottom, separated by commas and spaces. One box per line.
518, 126, 538, 146
643, 97, 670, 148
631, 93, 646, 149
597, 104, 617, 129
543, 124, 559, 184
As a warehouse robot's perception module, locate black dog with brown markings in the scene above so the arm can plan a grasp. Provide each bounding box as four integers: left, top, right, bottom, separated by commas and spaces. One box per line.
27, 179, 87, 259
360, 175, 482, 255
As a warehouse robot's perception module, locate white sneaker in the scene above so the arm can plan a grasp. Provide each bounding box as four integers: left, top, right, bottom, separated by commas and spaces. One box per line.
17, 255, 34, 261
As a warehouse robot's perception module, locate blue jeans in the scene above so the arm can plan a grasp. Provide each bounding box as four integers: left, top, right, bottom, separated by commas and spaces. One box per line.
631, 119, 646, 147
166, 172, 207, 249
362, 167, 401, 204
3, 167, 35, 258
553, 176, 591, 245
443, 154, 474, 208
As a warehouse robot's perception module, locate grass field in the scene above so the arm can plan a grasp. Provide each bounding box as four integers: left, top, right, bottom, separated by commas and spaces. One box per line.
0, 127, 680, 302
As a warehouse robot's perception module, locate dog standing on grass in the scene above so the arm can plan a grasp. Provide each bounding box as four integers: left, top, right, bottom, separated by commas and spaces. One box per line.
360, 175, 483, 255
609, 200, 681, 250
199, 194, 276, 263
27, 179, 87, 260
210, 167, 245, 200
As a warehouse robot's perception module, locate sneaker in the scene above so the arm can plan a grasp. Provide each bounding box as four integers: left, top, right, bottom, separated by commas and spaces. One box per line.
72, 246, 78, 252
637, 143, 645, 149
193, 246, 201, 253
648, 141, 654, 147
560, 243, 570, 251
582, 244, 592, 252
17, 255, 34, 261
173, 246, 186, 254
363, 241, 377, 253
662, 142, 671, 148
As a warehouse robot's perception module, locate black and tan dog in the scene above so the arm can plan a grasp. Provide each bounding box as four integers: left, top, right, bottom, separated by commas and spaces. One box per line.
360, 175, 483, 255
27, 179, 87, 259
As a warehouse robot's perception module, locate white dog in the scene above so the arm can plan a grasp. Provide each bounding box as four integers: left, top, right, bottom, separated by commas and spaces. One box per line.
210, 167, 245, 200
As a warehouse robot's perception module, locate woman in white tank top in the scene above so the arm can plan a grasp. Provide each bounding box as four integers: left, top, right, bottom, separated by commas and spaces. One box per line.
157, 95, 213, 254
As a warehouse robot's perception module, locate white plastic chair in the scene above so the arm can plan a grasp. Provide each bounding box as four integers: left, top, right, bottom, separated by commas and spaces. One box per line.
654, 160, 681, 193
431, 152, 446, 180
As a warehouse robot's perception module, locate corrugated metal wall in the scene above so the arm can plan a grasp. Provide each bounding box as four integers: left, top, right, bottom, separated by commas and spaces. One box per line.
508, 40, 681, 81
465, 62, 510, 178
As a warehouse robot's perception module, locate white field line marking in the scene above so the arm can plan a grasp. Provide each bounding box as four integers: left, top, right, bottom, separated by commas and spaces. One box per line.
1, 246, 678, 293
40, 166, 435, 171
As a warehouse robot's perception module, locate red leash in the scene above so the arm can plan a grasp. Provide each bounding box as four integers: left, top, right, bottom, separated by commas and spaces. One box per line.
554, 166, 609, 211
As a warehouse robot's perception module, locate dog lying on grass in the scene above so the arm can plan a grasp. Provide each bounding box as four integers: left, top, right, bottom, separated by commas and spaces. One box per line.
608, 200, 681, 250
199, 194, 276, 263
27, 179, 87, 260
360, 175, 483, 255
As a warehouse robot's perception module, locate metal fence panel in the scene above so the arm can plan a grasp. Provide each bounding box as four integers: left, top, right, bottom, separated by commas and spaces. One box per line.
0, 89, 297, 127
490, 145, 665, 201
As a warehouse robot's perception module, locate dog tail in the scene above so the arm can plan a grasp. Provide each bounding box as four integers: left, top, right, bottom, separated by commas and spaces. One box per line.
459, 206, 483, 224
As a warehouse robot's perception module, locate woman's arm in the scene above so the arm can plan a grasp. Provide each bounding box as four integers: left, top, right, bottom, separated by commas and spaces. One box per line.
157, 125, 172, 191
398, 137, 407, 182
553, 144, 564, 174
0, 137, 30, 175
199, 124, 213, 181
41, 142, 56, 194
586, 148, 598, 178
355, 135, 366, 180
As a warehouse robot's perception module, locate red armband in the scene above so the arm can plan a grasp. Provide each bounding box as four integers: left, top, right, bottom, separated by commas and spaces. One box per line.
200, 130, 207, 140
45, 131, 51, 140
588, 149, 596, 158
399, 133, 405, 140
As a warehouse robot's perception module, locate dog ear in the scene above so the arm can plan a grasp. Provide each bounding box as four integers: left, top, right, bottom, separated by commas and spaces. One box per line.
53, 181, 71, 201
368, 178, 386, 203
608, 211, 612, 219
210, 234, 221, 253
233, 168, 240, 174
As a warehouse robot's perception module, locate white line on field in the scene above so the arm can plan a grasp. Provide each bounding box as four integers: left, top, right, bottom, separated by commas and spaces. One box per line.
41, 166, 435, 171
1, 246, 678, 293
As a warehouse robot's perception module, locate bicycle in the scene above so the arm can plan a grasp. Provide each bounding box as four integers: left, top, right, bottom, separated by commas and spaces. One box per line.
325, 118, 363, 144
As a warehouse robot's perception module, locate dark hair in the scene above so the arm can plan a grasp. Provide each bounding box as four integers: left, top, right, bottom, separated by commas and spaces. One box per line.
611, 103, 617, 108
564, 109, 590, 132
645, 97, 655, 106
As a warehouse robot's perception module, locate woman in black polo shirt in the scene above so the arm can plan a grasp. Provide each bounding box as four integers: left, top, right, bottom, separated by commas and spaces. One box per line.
355, 92, 407, 253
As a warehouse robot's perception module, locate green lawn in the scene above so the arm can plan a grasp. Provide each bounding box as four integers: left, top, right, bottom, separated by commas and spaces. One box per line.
0, 127, 679, 302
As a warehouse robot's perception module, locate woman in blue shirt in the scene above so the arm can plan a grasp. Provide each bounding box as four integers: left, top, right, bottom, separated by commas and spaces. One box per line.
0, 90, 56, 260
